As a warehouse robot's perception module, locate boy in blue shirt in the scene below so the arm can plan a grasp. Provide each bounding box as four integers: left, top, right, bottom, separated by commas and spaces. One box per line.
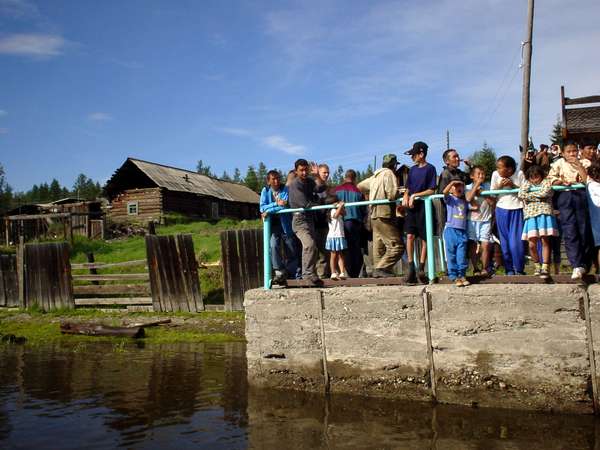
443, 179, 475, 287
260, 170, 298, 284
403, 141, 437, 284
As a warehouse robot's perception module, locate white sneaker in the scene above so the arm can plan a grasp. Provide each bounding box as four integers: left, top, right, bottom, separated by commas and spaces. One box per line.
339, 272, 348, 280
330, 272, 340, 280
571, 267, 586, 280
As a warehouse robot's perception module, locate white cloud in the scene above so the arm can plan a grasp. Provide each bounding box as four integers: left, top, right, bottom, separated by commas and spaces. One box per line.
88, 112, 112, 121
216, 127, 253, 137
0, 33, 66, 57
262, 135, 306, 155
217, 127, 307, 155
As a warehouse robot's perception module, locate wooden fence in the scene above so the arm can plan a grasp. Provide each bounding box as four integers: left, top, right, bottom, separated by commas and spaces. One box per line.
0, 254, 18, 307
146, 234, 204, 312
220, 229, 263, 311
71, 258, 152, 310
24, 242, 74, 310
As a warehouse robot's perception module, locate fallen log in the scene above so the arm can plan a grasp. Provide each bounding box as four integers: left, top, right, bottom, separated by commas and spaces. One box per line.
60, 322, 145, 338
123, 319, 172, 328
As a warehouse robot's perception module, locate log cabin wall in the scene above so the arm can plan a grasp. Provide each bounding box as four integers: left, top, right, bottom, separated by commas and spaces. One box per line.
162, 190, 213, 219
108, 188, 163, 223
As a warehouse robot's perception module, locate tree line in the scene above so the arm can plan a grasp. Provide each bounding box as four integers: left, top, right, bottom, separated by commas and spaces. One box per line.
0, 166, 102, 214
197, 159, 376, 194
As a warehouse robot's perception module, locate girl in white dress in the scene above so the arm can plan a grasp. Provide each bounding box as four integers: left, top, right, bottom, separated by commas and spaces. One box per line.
325, 196, 348, 280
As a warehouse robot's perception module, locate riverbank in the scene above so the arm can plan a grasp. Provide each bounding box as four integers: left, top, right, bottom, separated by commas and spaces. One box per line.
0, 308, 245, 344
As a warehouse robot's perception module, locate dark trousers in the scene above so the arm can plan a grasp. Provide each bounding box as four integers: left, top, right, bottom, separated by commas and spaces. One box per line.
344, 219, 363, 278
292, 213, 318, 278
556, 190, 592, 269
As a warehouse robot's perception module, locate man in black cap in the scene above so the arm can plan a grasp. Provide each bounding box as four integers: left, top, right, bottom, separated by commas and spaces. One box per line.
403, 142, 437, 284
358, 154, 404, 277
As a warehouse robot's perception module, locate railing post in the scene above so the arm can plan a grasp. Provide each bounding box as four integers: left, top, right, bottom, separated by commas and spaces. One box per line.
263, 214, 272, 289
424, 197, 436, 284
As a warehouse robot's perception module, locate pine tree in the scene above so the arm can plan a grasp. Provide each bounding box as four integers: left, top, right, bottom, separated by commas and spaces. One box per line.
468, 142, 497, 181
221, 171, 231, 181
257, 162, 268, 186
72, 174, 101, 200
332, 165, 345, 185
38, 182, 50, 202
0, 164, 13, 213
233, 168, 241, 182
244, 165, 260, 193
550, 118, 564, 147
196, 160, 213, 176
49, 179, 62, 201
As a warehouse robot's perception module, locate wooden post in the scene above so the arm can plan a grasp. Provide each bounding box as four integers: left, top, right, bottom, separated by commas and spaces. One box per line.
422, 288, 437, 401
69, 214, 74, 243
4, 217, 8, 246
520, 0, 535, 153
583, 290, 600, 414
148, 221, 156, 235
86, 252, 99, 285
17, 236, 25, 308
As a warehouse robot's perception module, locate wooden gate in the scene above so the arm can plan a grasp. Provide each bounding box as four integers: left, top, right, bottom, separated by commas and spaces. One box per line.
24, 242, 74, 310
220, 229, 263, 311
0, 254, 18, 307
145, 234, 204, 312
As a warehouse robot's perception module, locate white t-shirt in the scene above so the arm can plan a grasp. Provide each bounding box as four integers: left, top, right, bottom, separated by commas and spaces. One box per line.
466, 182, 492, 222
490, 170, 525, 210
588, 179, 600, 208
327, 210, 345, 239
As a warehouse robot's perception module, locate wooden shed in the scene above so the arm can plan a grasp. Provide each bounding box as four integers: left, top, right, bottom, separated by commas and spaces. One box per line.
561, 86, 600, 144
104, 158, 259, 223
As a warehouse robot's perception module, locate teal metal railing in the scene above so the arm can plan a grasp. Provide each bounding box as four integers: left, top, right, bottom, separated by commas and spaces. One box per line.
262, 184, 586, 289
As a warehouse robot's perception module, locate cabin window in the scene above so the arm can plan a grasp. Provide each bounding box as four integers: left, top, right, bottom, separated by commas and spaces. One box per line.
127, 201, 139, 215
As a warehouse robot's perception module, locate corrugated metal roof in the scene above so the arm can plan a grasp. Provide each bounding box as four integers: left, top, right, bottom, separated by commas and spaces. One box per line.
128, 158, 259, 204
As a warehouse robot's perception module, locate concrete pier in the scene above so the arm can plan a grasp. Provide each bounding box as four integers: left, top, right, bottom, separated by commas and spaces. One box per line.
245, 284, 600, 414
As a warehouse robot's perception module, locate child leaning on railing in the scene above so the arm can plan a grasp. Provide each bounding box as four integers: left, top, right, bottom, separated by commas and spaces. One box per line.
518, 165, 559, 280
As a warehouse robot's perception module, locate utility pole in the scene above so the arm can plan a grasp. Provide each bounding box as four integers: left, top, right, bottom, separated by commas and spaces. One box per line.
446, 130, 450, 150
520, 0, 534, 154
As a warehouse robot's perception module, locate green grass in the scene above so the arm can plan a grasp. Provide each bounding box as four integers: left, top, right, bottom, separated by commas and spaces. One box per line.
67, 218, 262, 304
0, 309, 245, 345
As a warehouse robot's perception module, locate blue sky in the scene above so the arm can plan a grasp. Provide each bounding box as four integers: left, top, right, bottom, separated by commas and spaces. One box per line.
1, 0, 599, 191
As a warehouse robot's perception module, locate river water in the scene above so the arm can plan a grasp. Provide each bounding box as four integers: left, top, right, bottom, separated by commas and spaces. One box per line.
0, 341, 597, 449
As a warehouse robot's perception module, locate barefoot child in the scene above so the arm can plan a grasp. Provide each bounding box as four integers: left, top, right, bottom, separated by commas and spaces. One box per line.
325, 196, 348, 280
518, 165, 559, 279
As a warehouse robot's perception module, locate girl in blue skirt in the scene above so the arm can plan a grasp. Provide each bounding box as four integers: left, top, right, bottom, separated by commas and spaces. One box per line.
325, 195, 348, 280
518, 165, 559, 279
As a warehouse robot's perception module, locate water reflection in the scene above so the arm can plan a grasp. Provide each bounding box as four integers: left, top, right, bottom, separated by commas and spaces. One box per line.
0, 342, 598, 449
0, 342, 248, 449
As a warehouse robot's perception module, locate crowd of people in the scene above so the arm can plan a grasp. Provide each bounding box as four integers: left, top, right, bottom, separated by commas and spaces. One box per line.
260, 139, 600, 287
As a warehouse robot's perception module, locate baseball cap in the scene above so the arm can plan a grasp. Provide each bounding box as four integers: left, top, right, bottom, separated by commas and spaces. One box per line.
405, 141, 429, 156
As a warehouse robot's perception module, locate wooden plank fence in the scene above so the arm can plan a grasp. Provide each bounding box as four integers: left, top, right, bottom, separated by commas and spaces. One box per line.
220, 229, 263, 311
0, 254, 18, 307
145, 234, 204, 312
24, 242, 74, 310
71, 257, 152, 310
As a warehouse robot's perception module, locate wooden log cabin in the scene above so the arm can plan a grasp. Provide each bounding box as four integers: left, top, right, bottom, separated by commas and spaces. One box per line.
561, 86, 600, 144
104, 158, 259, 223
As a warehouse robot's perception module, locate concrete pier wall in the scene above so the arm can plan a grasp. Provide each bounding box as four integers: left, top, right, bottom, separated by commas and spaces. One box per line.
245, 284, 600, 414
